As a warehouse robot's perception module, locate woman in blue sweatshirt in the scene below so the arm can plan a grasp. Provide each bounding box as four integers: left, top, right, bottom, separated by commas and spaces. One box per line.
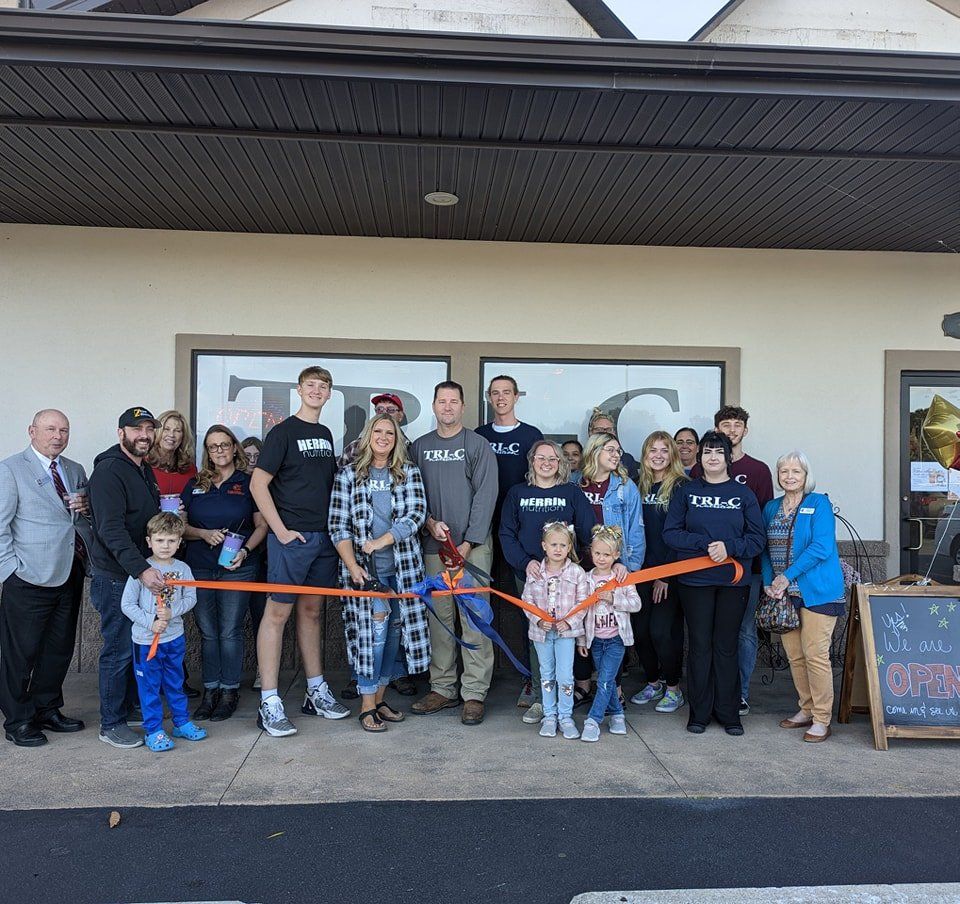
663, 431, 765, 735
760, 451, 845, 743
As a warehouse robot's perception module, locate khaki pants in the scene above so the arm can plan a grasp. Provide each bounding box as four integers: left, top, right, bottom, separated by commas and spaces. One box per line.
424, 536, 494, 703
780, 607, 838, 726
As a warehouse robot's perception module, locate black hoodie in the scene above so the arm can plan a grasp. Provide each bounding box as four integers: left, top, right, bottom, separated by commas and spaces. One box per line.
87, 444, 160, 579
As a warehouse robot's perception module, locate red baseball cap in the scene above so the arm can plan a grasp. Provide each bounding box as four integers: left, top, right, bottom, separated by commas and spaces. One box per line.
371, 393, 404, 411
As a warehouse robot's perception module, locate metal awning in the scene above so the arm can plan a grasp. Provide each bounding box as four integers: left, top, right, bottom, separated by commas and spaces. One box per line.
1, 10, 960, 250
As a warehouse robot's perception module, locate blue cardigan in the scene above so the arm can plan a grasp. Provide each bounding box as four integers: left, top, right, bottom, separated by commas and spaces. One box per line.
760, 492, 845, 609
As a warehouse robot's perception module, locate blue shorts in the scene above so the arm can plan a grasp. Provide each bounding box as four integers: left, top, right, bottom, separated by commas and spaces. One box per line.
267, 531, 338, 603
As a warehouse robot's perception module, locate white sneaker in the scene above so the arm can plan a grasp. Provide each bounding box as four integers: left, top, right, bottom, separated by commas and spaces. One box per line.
559, 718, 580, 740
539, 716, 558, 738
580, 718, 601, 742
609, 714, 627, 735
522, 702, 544, 724
257, 695, 297, 737
301, 682, 351, 720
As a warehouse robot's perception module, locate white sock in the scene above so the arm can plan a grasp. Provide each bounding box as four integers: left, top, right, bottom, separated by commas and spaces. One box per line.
261, 689, 279, 702
306, 675, 325, 692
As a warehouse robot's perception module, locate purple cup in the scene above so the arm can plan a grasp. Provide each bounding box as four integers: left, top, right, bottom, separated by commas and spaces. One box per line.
218, 532, 244, 568
159, 494, 181, 513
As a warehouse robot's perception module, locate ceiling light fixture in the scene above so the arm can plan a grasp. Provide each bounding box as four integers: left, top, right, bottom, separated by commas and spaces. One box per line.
424, 191, 459, 207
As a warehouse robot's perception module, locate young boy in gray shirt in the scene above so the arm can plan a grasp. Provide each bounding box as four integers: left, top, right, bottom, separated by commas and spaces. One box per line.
121, 512, 205, 752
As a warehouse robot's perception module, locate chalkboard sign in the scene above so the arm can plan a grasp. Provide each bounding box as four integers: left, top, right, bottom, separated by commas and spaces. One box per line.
854, 585, 960, 750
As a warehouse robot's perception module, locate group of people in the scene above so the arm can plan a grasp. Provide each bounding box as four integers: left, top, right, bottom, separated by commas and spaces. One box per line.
0, 367, 848, 752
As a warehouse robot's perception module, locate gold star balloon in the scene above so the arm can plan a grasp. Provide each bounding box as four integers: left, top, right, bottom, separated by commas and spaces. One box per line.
922, 394, 960, 470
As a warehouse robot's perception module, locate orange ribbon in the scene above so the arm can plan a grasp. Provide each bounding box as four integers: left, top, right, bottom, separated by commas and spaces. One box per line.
166, 555, 743, 624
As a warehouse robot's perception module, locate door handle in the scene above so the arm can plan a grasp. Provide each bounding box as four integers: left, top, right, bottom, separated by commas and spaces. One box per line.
904, 517, 924, 551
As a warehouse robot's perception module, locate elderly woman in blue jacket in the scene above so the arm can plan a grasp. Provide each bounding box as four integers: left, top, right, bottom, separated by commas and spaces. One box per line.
574, 431, 645, 704
761, 450, 845, 744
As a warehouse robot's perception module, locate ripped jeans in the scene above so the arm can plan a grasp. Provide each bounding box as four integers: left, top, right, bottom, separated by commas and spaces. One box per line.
587, 636, 625, 724
357, 584, 403, 697
533, 631, 576, 720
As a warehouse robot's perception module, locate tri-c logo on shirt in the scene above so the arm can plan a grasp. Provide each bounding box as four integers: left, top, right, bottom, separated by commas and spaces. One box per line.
368, 478, 391, 492
296, 438, 333, 458
423, 449, 466, 463
689, 494, 742, 510
488, 442, 521, 456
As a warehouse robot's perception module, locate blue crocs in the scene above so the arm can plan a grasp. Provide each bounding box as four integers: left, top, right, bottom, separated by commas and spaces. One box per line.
144, 730, 175, 752
172, 721, 207, 742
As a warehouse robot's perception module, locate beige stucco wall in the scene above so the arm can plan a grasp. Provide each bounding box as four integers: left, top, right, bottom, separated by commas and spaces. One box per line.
702, 0, 960, 51
179, 0, 599, 38
2, 222, 959, 567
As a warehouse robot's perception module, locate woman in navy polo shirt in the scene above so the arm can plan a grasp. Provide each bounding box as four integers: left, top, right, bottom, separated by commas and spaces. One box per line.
181, 425, 267, 723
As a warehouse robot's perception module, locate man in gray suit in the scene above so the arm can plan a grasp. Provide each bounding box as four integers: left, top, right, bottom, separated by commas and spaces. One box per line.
0, 409, 92, 747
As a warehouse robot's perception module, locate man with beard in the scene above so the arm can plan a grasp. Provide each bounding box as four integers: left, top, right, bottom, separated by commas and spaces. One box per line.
87, 407, 162, 749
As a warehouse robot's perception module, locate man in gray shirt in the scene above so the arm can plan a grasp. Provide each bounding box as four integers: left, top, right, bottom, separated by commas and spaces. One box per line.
410, 381, 497, 725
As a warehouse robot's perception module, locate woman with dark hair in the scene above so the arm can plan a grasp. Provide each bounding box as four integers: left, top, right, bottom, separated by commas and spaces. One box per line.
673, 427, 700, 475
240, 437, 263, 472
181, 425, 267, 722
631, 431, 688, 714
148, 410, 198, 496
329, 414, 431, 733
663, 431, 764, 736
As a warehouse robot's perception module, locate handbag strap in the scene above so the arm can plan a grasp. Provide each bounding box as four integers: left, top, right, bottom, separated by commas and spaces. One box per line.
783, 495, 806, 572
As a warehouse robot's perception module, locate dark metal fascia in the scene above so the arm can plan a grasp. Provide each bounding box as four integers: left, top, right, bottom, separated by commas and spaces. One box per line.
4, 10, 960, 101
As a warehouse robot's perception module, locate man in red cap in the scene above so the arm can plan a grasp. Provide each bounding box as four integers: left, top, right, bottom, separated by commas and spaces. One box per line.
337, 393, 410, 468
337, 392, 417, 699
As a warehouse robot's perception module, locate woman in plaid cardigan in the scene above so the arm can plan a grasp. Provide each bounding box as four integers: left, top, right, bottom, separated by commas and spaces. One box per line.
329, 414, 431, 732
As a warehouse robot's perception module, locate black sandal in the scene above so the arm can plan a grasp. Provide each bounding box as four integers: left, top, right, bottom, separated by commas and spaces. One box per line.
376, 701, 405, 723
359, 709, 386, 732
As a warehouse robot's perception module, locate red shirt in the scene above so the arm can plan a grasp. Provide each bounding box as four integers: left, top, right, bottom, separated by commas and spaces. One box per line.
580, 477, 610, 525
153, 464, 198, 496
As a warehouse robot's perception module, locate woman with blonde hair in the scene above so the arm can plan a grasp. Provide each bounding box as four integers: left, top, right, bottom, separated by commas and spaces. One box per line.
148, 410, 198, 496
181, 425, 267, 721
631, 431, 688, 713
761, 451, 845, 743
328, 414, 432, 732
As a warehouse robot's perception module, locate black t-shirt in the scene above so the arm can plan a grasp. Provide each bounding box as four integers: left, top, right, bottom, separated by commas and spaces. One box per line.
256, 415, 336, 532
474, 421, 544, 514
641, 481, 675, 568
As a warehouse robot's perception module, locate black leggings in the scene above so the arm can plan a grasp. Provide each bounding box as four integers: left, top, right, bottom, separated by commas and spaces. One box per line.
630, 578, 684, 687
678, 583, 749, 728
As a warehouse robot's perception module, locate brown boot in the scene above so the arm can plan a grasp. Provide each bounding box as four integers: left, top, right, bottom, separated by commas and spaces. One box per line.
461, 700, 485, 725
411, 691, 460, 715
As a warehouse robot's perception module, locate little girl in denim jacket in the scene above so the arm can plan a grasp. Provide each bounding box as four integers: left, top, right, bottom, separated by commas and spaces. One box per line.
522, 521, 591, 740
577, 525, 642, 743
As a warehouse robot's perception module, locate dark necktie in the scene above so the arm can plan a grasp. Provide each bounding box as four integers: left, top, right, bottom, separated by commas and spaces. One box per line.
50, 460, 87, 563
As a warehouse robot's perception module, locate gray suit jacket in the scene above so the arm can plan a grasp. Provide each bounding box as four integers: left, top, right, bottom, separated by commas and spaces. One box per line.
0, 447, 93, 587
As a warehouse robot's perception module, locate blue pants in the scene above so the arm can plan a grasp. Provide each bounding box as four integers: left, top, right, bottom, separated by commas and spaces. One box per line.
533, 632, 576, 720
738, 574, 763, 701
358, 583, 403, 696
91, 574, 140, 730
193, 563, 257, 690
587, 636, 625, 723
133, 634, 190, 734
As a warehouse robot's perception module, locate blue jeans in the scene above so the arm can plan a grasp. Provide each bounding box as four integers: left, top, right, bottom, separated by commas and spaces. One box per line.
533, 632, 576, 720
738, 574, 763, 701
357, 575, 402, 696
193, 562, 257, 690
587, 636, 625, 723
90, 574, 140, 730
133, 634, 189, 734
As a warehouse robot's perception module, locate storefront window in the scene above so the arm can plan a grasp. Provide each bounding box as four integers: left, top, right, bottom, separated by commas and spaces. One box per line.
480, 359, 724, 455
192, 352, 449, 453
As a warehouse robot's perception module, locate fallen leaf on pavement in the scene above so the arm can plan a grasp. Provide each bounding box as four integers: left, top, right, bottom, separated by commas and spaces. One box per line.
108, 811, 121, 828
266, 832, 284, 839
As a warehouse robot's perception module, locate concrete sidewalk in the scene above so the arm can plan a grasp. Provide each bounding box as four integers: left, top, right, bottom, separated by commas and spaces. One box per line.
3, 669, 959, 811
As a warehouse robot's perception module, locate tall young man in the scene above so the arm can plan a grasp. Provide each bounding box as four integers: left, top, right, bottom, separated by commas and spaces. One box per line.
250, 366, 350, 737
691, 405, 774, 714
411, 381, 498, 725
474, 375, 543, 707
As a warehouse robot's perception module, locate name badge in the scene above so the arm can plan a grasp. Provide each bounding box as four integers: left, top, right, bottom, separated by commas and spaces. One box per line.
192, 488, 206, 494
799, 507, 815, 515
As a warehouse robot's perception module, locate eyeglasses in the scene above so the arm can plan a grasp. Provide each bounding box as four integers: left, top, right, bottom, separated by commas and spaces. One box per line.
375, 406, 401, 415
533, 456, 560, 464
206, 442, 233, 452
601, 446, 622, 456
676, 439, 697, 446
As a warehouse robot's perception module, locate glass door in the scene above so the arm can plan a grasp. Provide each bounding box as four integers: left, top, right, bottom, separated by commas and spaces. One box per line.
901, 373, 960, 582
